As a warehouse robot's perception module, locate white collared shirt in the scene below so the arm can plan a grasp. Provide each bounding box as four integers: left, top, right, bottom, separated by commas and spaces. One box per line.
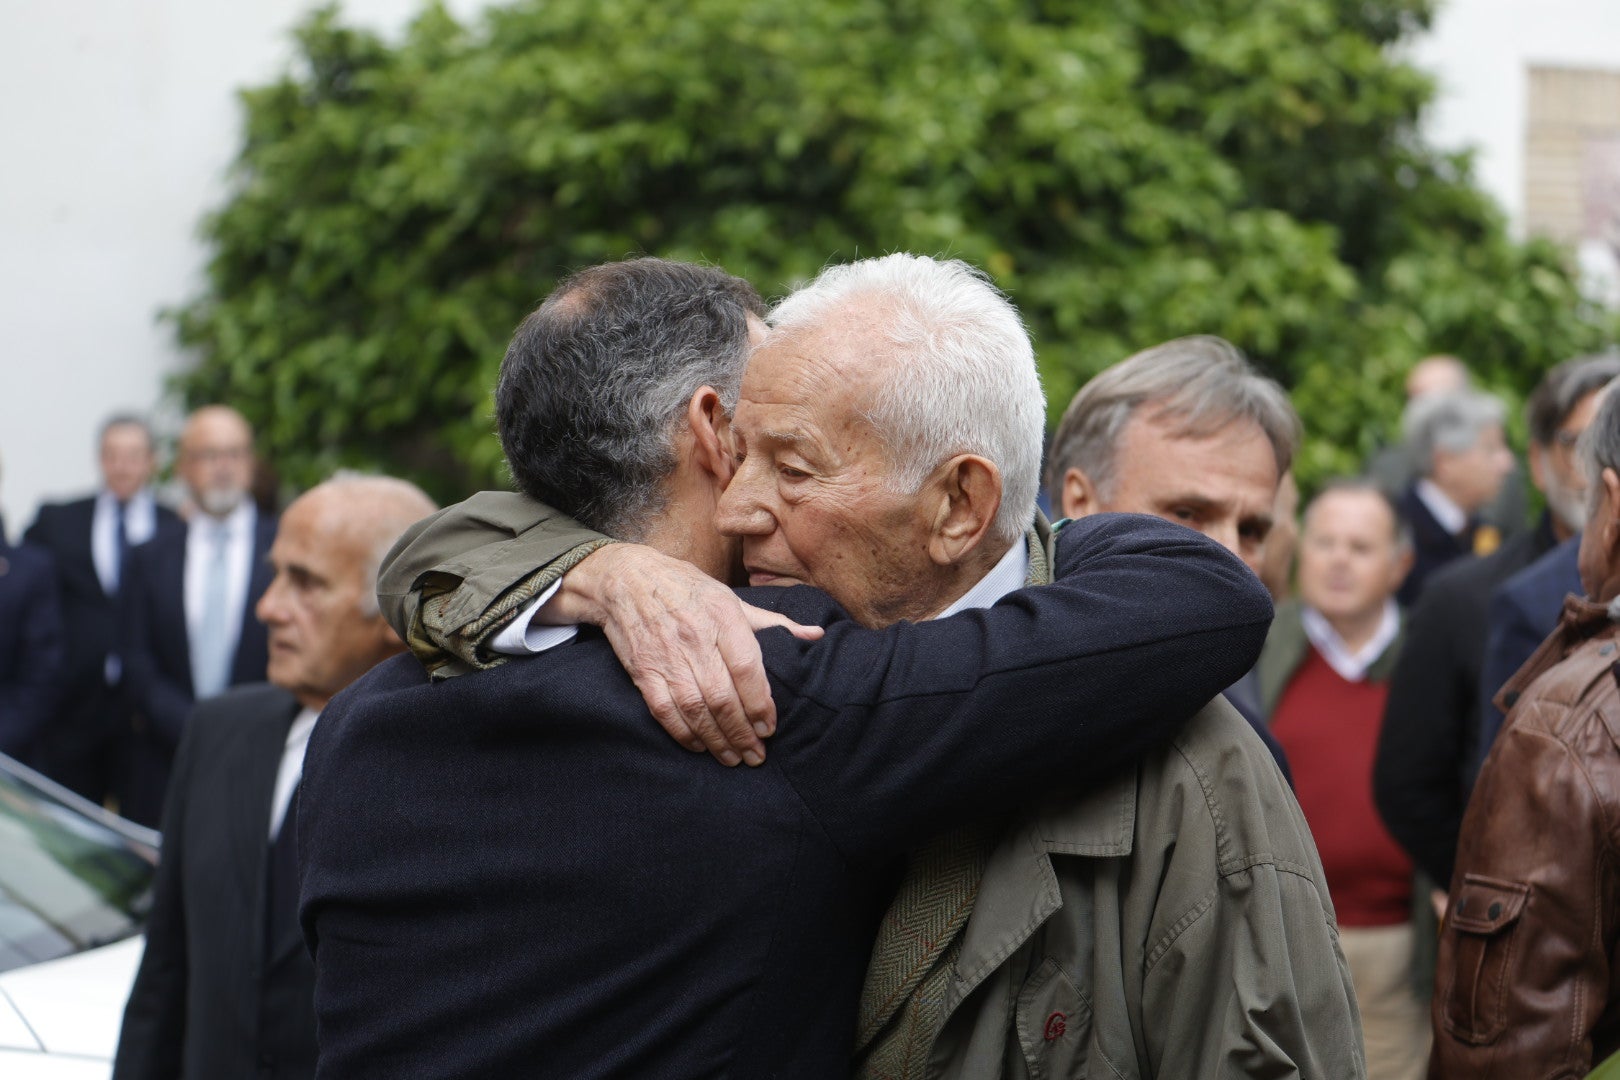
1300, 601, 1400, 683
490, 536, 1033, 657
92, 488, 158, 593
935, 539, 1031, 617
269, 707, 319, 840
1415, 478, 1468, 537
183, 500, 257, 662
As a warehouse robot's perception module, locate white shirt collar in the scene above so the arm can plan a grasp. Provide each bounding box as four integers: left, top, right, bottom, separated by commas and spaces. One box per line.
269, 707, 320, 840
1415, 478, 1469, 536
189, 498, 255, 541
936, 539, 1031, 618
1301, 600, 1400, 682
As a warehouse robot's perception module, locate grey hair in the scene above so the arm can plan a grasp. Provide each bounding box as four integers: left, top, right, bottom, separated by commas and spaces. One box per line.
318, 471, 438, 617
1404, 388, 1507, 474
1581, 383, 1620, 518
1527, 352, 1620, 446
99, 413, 155, 451
768, 254, 1046, 544
496, 258, 766, 540
1304, 478, 1413, 554
1045, 335, 1301, 505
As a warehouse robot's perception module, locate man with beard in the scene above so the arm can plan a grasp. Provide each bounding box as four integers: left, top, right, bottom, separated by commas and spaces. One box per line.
122, 405, 276, 826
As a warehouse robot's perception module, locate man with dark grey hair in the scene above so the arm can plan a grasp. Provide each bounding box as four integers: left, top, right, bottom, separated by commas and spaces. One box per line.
1395, 387, 1515, 605
1429, 383, 1620, 1077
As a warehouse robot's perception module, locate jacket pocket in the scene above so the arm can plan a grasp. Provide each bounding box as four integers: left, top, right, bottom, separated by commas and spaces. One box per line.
1015, 958, 1093, 1079
1439, 874, 1530, 1044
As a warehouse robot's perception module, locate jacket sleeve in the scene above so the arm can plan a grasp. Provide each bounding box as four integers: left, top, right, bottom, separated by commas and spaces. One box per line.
0, 548, 66, 758
1430, 724, 1615, 1080
119, 543, 194, 748
375, 493, 615, 672
1140, 865, 1366, 1079
111, 716, 199, 1080
1374, 580, 1469, 886
758, 513, 1275, 861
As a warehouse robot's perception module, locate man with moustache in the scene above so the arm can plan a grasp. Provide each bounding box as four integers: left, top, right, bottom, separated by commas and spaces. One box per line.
121, 405, 276, 826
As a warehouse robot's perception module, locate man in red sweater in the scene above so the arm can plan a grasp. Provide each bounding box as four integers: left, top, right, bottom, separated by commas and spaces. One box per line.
1258, 481, 1422, 1079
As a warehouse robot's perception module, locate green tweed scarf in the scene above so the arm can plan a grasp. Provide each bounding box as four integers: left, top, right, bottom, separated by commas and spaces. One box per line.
853, 525, 1053, 1080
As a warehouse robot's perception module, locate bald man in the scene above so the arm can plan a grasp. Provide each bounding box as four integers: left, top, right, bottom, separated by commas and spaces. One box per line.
115, 475, 436, 1080
120, 406, 277, 826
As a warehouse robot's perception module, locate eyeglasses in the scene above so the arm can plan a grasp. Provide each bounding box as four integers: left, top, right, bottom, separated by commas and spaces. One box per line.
184, 447, 252, 464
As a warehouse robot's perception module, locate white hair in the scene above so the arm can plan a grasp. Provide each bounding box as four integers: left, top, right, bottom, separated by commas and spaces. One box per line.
768, 254, 1045, 544
1404, 388, 1507, 474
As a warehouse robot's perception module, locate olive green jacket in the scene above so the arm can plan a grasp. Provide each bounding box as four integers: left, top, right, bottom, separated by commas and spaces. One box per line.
374, 494, 1365, 1078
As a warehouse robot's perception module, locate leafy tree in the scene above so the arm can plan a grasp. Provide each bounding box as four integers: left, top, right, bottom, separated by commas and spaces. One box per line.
171, 0, 1617, 501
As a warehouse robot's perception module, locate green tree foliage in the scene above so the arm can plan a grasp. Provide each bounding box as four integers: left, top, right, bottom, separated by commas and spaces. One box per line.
172, 0, 1617, 499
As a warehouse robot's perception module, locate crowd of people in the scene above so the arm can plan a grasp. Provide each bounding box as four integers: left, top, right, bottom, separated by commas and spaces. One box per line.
4, 252, 1619, 1079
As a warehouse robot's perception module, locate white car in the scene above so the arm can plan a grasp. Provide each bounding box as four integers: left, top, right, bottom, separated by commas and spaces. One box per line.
0, 756, 157, 1078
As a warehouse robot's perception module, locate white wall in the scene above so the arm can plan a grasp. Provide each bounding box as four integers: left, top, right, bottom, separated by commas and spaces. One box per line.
0, 0, 484, 537
1408, 0, 1620, 233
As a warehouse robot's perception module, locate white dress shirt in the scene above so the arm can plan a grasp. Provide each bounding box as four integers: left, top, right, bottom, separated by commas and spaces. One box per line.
1300, 601, 1401, 683
1414, 478, 1468, 537
92, 488, 159, 593
184, 501, 257, 670
269, 707, 319, 840
490, 536, 1033, 657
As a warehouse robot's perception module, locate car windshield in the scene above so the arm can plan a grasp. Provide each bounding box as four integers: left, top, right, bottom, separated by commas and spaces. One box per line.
0, 759, 156, 973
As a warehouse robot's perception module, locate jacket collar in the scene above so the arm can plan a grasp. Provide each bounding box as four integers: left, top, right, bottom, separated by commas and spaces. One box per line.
947, 770, 1137, 1003
1497, 592, 1616, 713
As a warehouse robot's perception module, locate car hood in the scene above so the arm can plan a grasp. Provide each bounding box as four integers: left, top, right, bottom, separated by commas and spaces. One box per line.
0, 937, 143, 1059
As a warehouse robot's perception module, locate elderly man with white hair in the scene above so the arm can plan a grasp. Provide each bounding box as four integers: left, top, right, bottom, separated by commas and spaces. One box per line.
307, 255, 1362, 1078
1395, 388, 1516, 605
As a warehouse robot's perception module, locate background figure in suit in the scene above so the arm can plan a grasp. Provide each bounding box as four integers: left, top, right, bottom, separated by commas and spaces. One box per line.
24, 415, 179, 802
121, 405, 276, 827
113, 474, 436, 1080
1395, 387, 1515, 606
0, 452, 66, 760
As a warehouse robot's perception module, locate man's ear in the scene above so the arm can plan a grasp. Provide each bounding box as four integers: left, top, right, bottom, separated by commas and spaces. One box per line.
1061, 466, 1102, 519
686, 387, 733, 485
1601, 467, 1620, 561
926, 454, 1002, 567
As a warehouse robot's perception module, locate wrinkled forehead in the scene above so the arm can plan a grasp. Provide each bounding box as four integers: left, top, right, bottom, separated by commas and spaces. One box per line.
738, 319, 887, 431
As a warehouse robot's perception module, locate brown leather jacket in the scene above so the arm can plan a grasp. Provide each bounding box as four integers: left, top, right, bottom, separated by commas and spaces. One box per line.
1431, 594, 1620, 1079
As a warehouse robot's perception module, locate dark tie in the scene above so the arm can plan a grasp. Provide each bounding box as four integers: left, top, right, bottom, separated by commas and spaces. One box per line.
265, 783, 300, 961
112, 500, 130, 595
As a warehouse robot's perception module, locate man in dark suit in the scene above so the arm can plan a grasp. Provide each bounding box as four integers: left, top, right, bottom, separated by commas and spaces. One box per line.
24, 415, 179, 801
298, 259, 1281, 1078
121, 405, 277, 827
1, 456, 66, 759
1395, 387, 1516, 607
1375, 354, 1620, 896
114, 474, 436, 1080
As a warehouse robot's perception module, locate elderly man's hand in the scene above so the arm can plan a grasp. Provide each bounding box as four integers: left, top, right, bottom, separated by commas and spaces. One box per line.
538, 544, 822, 765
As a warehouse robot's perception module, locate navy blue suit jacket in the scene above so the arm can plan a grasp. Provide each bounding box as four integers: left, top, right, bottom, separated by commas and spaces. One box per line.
0, 538, 65, 758
299, 515, 1273, 1080
120, 512, 276, 826
1476, 534, 1582, 770
1396, 485, 1476, 608
115, 684, 315, 1080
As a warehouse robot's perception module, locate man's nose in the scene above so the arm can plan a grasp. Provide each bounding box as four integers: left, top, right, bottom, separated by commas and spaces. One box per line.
716, 467, 773, 537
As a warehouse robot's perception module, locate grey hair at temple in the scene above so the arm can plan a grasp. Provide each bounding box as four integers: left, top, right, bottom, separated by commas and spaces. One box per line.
495, 258, 767, 541
1044, 335, 1300, 506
